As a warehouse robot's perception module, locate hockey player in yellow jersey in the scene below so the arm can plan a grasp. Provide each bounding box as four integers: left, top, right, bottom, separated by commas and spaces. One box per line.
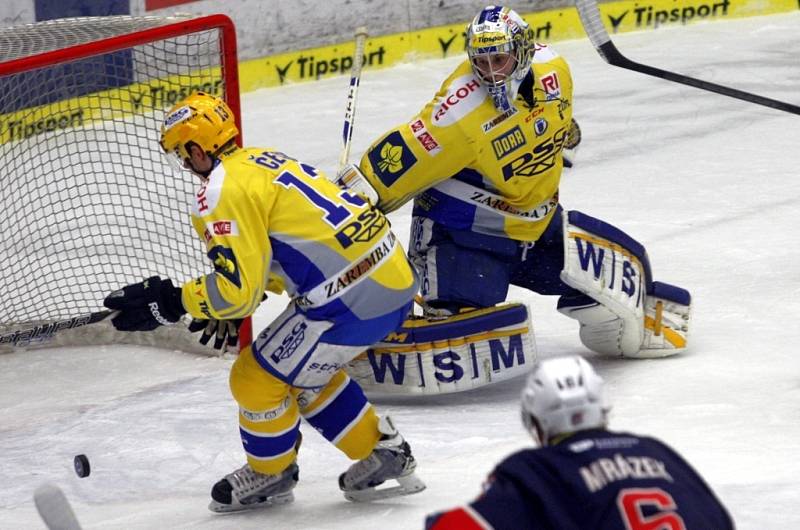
103, 92, 425, 512
338, 5, 692, 361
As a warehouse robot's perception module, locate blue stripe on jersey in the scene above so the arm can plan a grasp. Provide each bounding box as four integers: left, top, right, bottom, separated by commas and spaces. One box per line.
303, 378, 369, 442
239, 423, 299, 459
454, 167, 488, 188
319, 301, 411, 346
303, 298, 354, 322
269, 236, 326, 294
413, 188, 477, 231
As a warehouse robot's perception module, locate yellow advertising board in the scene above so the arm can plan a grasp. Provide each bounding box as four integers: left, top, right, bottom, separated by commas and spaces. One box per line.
1, 0, 795, 146
239, 0, 798, 91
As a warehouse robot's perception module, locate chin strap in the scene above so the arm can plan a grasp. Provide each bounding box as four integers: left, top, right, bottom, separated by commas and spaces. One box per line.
486, 73, 527, 112
488, 84, 512, 112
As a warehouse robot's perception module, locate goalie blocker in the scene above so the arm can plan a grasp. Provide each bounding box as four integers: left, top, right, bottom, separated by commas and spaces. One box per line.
347, 303, 536, 395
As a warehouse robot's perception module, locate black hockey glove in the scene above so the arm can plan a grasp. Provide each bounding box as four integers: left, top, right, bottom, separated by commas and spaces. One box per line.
104, 276, 185, 332
188, 317, 243, 351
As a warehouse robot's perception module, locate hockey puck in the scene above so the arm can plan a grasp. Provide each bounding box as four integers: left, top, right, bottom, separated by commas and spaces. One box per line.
73, 454, 90, 478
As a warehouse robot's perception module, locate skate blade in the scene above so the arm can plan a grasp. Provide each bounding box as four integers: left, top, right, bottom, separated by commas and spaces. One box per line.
208, 491, 295, 513
344, 473, 426, 502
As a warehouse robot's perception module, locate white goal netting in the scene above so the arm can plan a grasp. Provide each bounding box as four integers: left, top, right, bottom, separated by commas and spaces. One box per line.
0, 15, 239, 349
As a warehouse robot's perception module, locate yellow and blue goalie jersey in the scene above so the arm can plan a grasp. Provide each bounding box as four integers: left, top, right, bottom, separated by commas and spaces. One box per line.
180, 147, 418, 323
359, 44, 573, 242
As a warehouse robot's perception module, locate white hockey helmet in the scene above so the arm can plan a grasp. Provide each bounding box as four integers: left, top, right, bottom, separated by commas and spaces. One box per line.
466, 6, 535, 89
521, 355, 609, 446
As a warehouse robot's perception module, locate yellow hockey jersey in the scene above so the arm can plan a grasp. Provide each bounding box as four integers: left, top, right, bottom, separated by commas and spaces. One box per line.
359, 44, 573, 242
180, 147, 417, 323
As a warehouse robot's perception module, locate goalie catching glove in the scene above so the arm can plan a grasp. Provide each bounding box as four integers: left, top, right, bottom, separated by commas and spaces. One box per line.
104, 276, 185, 332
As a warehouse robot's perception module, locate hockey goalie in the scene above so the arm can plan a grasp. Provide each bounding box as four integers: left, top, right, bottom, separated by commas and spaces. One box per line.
343, 5, 691, 396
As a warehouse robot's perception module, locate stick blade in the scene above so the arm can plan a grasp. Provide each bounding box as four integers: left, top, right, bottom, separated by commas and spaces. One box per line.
34, 483, 82, 530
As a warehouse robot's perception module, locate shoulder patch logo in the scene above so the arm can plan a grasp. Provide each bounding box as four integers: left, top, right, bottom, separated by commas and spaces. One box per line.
534, 118, 548, 136
540, 71, 561, 100
208, 245, 241, 288
367, 131, 417, 188
205, 220, 238, 237
379, 143, 404, 173
409, 119, 442, 156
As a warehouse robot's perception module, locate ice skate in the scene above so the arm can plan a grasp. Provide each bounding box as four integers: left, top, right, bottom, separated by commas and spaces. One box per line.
208, 461, 299, 513
339, 416, 425, 502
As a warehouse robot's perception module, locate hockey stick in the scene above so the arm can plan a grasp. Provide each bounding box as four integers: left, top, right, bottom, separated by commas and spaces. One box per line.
0, 310, 115, 353
575, 0, 800, 116
34, 483, 83, 530
339, 26, 369, 170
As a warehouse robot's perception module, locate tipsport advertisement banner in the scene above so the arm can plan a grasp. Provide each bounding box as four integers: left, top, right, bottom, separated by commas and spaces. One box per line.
238, 0, 798, 91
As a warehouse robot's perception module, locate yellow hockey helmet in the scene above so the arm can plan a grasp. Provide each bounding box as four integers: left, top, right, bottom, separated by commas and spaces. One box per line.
159, 92, 239, 168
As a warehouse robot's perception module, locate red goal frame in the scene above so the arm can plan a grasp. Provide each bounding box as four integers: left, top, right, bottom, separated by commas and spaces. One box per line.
0, 14, 253, 352
0, 14, 241, 126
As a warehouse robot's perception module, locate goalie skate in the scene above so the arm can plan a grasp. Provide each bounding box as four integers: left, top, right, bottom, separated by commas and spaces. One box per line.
339, 416, 426, 502
208, 462, 299, 513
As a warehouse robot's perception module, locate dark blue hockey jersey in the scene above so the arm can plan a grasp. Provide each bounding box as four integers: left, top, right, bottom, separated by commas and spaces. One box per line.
426, 429, 734, 530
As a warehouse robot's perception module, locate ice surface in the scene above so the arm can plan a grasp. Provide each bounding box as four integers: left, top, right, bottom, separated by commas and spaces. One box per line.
1, 12, 799, 529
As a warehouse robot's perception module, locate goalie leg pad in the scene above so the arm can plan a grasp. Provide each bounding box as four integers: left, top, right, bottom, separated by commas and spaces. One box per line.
557, 294, 639, 357
346, 302, 536, 395
559, 211, 691, 358
559, 210, 651, 357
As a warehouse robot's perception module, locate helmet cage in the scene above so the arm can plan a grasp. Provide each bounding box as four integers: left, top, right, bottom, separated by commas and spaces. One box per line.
466, 7, 534, 89
164, 144, 190, 174
469, 45, 518, 88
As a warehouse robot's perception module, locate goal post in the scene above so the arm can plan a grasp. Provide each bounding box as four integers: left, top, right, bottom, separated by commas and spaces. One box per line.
0, 14, 249, 354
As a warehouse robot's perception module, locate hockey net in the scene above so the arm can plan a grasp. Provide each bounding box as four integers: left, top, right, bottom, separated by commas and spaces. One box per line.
0, 14, 245, 354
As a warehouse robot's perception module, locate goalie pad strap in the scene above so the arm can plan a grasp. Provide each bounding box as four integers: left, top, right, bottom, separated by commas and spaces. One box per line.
376, 304, 528, 347
346, 303, 536, 395
640, 281, 692, 358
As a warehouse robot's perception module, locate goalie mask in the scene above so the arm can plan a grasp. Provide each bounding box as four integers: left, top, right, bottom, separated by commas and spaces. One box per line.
520, 356, 609, 446
160, 92, 239, 174
466, 6, 535, 111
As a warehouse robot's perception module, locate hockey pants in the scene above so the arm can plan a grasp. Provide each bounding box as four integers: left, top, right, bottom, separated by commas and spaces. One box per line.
410, 205, 581, 311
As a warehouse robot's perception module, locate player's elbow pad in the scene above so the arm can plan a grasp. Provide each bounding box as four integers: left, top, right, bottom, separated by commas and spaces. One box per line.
334, 163, 380, 205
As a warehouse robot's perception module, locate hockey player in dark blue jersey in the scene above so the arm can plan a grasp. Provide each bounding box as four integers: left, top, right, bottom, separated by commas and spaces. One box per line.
426, 355, 734, 530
